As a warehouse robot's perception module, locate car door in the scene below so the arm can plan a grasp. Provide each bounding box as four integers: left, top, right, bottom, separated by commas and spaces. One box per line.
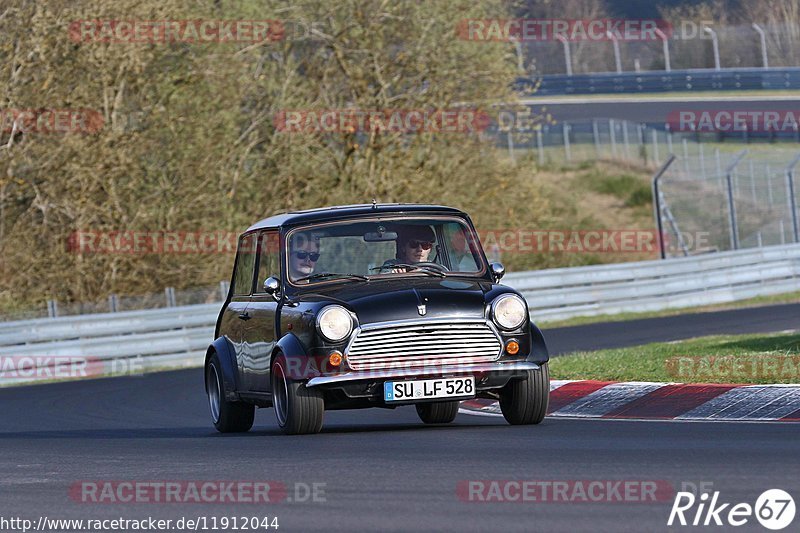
241, 230, 281, 393
228, 233, 258, 391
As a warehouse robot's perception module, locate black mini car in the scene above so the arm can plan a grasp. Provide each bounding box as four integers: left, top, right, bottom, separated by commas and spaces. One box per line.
205, 204, 550, 434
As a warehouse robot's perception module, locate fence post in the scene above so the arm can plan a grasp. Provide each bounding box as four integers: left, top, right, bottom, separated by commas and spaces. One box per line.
47, 300, 58, 318
108, 294, 118, 313
767, 164, 774, 205
592, 119, 601, 159
666, 123, 674, 154
699, 143, 706, 179
637, 123, 646, 165
785, 153, 800, 243
165, 287, 177, 307
219, 281, 230, 301
507, 130, 516, 165
682, 139, 689, 175
563, 122, 571, 162
622, 121, 631, 160
724, 150, 748, 250
652, 154, 677, 259
610, 119, 617, 158
651, 129, 660, 165
536, 128, 544, 166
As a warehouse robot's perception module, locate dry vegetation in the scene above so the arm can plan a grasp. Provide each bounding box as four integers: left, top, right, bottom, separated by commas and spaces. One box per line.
0, 0, 658, 314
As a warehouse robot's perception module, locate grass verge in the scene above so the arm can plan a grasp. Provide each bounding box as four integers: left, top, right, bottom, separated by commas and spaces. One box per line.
549, 332, 800, 385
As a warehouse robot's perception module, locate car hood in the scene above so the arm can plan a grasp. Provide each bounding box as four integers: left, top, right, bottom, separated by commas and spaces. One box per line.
295, 278, 497, 325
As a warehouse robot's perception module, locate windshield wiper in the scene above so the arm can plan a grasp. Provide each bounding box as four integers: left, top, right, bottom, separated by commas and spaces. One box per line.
295, 272, 370, 283
371, 263, 445, 277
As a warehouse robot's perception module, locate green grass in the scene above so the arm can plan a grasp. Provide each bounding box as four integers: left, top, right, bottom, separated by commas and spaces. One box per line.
550, 332, 800, 385
582, 171, 652, 207
539, 291, 800, 329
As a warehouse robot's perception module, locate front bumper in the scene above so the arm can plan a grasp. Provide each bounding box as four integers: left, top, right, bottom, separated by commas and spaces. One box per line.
305, 361, 540, 387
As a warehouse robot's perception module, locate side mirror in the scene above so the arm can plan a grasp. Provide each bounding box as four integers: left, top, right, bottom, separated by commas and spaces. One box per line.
490, 262, 505, 282
263, 276, 281, 300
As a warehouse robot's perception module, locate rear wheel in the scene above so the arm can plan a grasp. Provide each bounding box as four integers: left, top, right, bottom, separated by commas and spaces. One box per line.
271, 355, 325, 435
499, 363, 549, 425
416, 401, 460, 424
206, 352, 255, 433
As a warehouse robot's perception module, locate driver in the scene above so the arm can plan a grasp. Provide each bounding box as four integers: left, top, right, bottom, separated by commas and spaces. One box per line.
382, 225, 436, 273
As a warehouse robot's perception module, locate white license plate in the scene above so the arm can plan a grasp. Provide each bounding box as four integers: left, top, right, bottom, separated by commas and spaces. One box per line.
384, 376, 475, 402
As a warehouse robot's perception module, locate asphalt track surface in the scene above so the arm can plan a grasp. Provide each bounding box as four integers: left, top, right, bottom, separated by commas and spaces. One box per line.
521, 95, 800, 123
2, 303, 799, 532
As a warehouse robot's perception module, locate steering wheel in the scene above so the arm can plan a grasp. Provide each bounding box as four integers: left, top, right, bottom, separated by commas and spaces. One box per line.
414, 261, 450, 272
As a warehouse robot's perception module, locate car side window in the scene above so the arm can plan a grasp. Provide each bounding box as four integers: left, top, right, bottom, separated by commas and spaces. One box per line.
256, 230, 281, 293
232, 233, 258, 296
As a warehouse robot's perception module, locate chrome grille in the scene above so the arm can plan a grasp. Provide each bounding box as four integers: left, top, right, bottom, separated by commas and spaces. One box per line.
345, 320, 502, 371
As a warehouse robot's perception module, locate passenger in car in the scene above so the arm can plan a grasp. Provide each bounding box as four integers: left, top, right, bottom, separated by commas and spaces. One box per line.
289, 232, 321, 282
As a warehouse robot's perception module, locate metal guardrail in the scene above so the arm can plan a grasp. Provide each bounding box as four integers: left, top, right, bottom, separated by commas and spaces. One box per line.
518, 67, 800, 96
504, 243, 800, 320
1, 244, 799, 384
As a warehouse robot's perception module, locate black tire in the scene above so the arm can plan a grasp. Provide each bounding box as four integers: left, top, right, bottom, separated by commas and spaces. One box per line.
271, 355, 325, 435
205, 352, 255, 433
416, 401, 460, 424
499, 363, 550, 425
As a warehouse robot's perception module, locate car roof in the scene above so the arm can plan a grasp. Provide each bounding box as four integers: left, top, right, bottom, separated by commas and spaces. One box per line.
245, 204, 468, 232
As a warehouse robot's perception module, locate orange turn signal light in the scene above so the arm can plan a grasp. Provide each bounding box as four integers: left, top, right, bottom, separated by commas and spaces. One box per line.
328, 351, 343, 367
505, 340, 520, 355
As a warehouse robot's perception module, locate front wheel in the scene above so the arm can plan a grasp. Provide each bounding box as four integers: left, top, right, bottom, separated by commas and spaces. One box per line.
416, 401, 460, 424
206, 352, 255, 433
499, 363, 549, 425
271, 355, 325, 435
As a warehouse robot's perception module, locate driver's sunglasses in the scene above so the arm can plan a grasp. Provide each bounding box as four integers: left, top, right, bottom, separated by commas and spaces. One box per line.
406, 240, 433, 250
293, 251, 320, 262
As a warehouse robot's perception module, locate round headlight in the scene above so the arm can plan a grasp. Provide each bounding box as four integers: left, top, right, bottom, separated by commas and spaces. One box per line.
317, 305, 353, 342
491, 294, 527, 330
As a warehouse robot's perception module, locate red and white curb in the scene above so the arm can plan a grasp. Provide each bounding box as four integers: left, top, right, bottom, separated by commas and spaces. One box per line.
460, 380, 800, 422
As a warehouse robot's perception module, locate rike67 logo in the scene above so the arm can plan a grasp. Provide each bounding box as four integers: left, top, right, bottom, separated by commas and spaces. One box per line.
668, 489, 795, 530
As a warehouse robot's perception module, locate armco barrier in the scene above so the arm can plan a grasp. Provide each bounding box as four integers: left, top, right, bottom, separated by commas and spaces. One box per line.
1, 244, 799, 384
518, 67, 800, 96
504, 243, 800, 320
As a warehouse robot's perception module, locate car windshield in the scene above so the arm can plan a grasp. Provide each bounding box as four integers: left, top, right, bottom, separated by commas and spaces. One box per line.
286, 217, 485, 285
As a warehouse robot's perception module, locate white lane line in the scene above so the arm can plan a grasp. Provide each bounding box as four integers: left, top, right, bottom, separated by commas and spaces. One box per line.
552, 381, 667, 417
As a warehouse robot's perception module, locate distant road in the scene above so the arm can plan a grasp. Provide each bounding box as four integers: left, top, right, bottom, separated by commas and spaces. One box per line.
519, 94, 800, 123
544, 302, 800, 355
